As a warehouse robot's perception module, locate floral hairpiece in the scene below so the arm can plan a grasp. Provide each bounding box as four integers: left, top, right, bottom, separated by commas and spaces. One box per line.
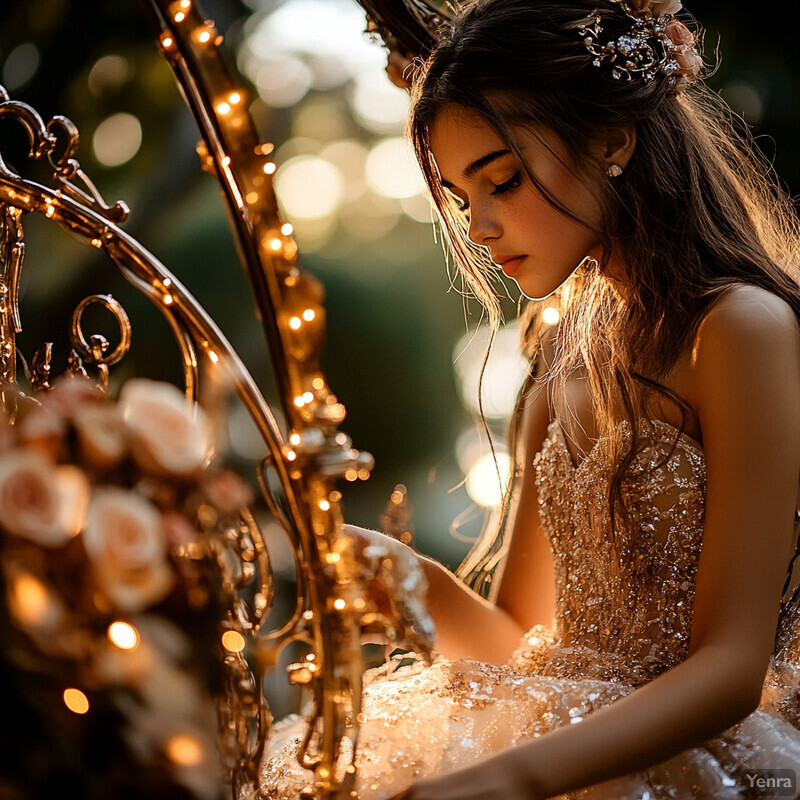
574, 0, 703, 91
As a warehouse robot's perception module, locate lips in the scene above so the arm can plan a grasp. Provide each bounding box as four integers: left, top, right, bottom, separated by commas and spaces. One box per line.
494, 255, 526, 278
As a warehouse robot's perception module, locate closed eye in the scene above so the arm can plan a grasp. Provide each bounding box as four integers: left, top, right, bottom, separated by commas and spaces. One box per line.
453, 171, 522, 213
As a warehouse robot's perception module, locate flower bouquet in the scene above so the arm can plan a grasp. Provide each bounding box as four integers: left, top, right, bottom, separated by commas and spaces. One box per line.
0, 375, 260, 800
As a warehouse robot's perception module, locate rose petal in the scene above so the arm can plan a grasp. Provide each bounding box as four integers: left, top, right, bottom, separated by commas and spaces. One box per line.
56, 465, 90, 538
121, 379, 211, 478
0, 450, 71, 546
73, 403, 127, 469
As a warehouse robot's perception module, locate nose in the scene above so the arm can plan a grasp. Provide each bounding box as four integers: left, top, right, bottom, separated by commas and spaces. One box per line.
466, 202, 501, 246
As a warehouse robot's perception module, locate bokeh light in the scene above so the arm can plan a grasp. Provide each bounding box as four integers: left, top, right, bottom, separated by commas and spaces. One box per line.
274, 154, 344, 220
365, 137, 426, 200
2, 42, 40, 90
63, 688, 90, 715
108, 621, 140, 650
92, 112, 142, 167
465, 452, 512, 508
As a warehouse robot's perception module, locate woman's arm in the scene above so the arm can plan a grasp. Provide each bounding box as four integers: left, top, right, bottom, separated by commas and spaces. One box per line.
394, 285, 800, 800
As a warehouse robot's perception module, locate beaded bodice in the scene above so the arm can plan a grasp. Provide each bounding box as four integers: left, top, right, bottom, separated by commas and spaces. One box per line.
508, 418, 707, 687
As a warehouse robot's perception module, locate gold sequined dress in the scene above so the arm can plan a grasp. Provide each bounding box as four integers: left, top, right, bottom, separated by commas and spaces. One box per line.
260, 418, 800, 799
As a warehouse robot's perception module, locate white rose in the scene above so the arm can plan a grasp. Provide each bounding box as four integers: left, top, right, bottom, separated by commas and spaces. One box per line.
120, 379, 210, 478
83, 487, 174, 611
0, 450, 87, 546
73, 403, 127, 469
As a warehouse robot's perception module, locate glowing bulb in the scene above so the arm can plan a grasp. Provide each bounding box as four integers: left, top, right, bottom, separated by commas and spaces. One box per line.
166, 734, 204, 766
269, 238, 282, 252
302, 391, 313, 404
198, 30, 211, 43
325, 551, 340, 563
293, 396, 305, 408
45, 204, 54, 218
286, 450, 297, 461
91, 238, 102, 248
345, 469, 358, 482
312, 377, 325, 390
333, 598, 346, 610
11, 574, 50, 626
319, 499, 330, 511
164, 294, 174, 305
216, 101, 231, 115
108, 621, 139, 650
228, 91, 241, 104
246, 191, 258, 204
281, 222, 293, 236
289, 317, 302, 330
263, 162, 276, 175
173, 11, 185, 22
302, 309, 315, 322
221, 156, 231, 166
289, 433, 301, 445
221, 630, 246, 653
542, 306, 560, 325
161, 36, 173, 48
163, 278, 172, 287
208, 350, 219, 364
63, 688, 90, 715
179, 0, 191, 7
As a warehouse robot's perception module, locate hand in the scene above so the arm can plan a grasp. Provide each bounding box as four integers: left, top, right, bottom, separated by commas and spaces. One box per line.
387, 752, 545, 800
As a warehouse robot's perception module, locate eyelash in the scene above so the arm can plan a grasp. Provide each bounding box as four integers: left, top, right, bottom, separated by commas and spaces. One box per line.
456, 172, 522, 212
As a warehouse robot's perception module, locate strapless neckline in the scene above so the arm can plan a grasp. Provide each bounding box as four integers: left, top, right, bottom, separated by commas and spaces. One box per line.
549, 417, 705, 475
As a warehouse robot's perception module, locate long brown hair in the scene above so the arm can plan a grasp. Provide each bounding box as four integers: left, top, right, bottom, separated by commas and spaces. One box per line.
406, 0, 800, 591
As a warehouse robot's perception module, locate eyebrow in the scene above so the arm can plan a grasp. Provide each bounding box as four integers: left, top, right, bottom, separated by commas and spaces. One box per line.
441, 148, 512, 188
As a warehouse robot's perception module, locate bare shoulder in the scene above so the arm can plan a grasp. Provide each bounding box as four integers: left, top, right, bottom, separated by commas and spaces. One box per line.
690, 282, 800, 449
692, 284, 800, 376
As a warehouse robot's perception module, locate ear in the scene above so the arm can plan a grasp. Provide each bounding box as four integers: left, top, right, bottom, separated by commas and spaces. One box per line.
600, 125, 637, 171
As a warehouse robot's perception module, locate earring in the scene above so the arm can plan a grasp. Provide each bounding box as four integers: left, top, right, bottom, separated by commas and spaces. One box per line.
606, 164, 624, 178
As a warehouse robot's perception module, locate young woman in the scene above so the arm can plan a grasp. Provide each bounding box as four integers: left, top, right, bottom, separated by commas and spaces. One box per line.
260, 1, 800, 797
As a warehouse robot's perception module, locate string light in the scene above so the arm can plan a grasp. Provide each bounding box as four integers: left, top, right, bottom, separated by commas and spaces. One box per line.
325, 551, 340, 563
333, 598, 346, 610
286, 449, 297, 461
269, 238, 282, 252
293, 395, 305, 408
246, 191, 258, 204
208, 350, 219, 364
164, 294, 174, 305
108, 621, 139, 650
289, 317, 301, 330
302, 309, 315, 322
221, 630, 246, 653
166, 734, 204, 766
174, 10, 186, 22
197, 30, 212, 43
319, 499, 330, 511
216, 101, 231, 115
302, 391, 313, 404
221, 156, 231, 167
161, 35, 173, 48
263, 162, 276, 175
228, 91, 241, 104
289, 433, 301, 445
281, 222, 293, 235
312, 377, 325, 390
63, 688, 90, 715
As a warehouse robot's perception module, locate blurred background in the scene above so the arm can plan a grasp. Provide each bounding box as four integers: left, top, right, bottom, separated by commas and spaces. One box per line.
0, 0, 797, 570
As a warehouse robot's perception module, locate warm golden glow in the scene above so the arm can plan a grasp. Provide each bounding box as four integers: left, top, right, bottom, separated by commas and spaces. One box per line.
246, 191, 258, 204
11, 573, 50, 626
269, 238, 282, 252
286, 450, 297, 461
228, 91, 241, 104
208, 350, 219, 364
325, 551, 340, 564
63, 688, 90, 715
216, 101, 231, 115
179, 0, 191, 7
345, 469, 358, 482
263, 162, 276, 175
289, 317, 302, 330
289, 433, 301, 446
542, 306, 561, 325
312, 377, 325, 390
302, 391, 313, 404
108, 621, 139, 650
161, 35, 173, 48
173, 11, 185, 22
221, 630, 246, 653
164, 294, 174, 305
197, 30, 212, 43
302, 309, 315, 322
166, 734, 204, 766
221, 156, 231, 167
333, 598, 346, 610
319, 499, 330, 511
281, 222, 293, 236
293, 395, 305, 408
45, 204, 54, 217
91, 238, 102, 248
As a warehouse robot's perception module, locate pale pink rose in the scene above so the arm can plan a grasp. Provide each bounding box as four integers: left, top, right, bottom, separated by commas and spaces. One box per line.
16, 405, 66, 461
627, 0, 682, 15
0, 450, 77, 546
41, 375, 105, 418
202, 470, 254, 513
83, 487, 174, 611
120, 379, 210, 478
73, 403, 127, 469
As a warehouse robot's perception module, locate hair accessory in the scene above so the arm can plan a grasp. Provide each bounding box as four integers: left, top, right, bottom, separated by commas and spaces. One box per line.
607, 164, 624, 177
573, 1, 702, 91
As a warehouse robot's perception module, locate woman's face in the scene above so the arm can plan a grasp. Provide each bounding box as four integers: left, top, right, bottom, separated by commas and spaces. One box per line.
430, 105, 605, 301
